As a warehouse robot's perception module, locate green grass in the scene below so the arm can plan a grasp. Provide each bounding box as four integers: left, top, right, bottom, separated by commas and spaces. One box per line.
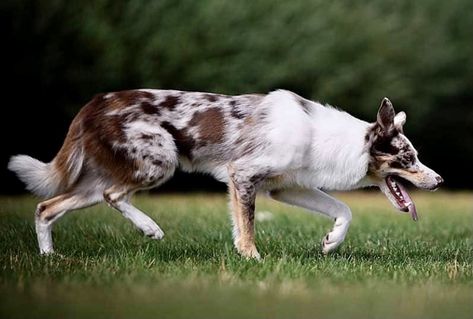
0, 191, 472, 318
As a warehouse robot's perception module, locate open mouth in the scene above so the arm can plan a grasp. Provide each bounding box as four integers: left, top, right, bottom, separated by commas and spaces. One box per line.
384, 175, 418, 221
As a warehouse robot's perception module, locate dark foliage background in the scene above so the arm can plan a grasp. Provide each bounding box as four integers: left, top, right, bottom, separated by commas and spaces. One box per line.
1, 0, 472, 193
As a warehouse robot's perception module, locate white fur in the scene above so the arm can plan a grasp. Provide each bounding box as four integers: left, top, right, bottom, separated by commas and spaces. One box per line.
394, 111, 406, 128
35, 219, 54, 254
8, 155, 61, 198
301, 101, 372, 190
255, 90, 313, 171
225, 90, 372, 190
270, 188, 352, 254
111, 200, 164, 239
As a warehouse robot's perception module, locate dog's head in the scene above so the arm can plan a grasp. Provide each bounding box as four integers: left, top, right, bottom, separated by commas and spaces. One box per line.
367, 98, 443, 221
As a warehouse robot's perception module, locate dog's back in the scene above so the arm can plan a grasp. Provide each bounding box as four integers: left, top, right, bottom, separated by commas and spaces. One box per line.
11, 90, 263, 196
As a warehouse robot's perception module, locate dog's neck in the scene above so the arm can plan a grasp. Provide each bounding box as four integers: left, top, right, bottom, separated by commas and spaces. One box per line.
296, 103, 375, 191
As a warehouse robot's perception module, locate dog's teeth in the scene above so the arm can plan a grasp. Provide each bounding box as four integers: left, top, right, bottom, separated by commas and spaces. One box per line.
406, 202, 412, 207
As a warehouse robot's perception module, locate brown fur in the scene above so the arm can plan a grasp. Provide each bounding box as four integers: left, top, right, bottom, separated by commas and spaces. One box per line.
228, 175, 258, 258
53, 115, 83, 190
66, 94, 141, 185
36, 194, 70, 221
190, 107, 225, 144
159, 95, 180, 109
203, 93, 220, 102
141, 101, 157, 115
161, 121, 196, 159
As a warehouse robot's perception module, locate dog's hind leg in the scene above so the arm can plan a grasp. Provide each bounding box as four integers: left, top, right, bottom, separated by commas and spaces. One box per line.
103, 186, 165, 239
270, 188, 352, 254
35, 192, 103, 254
101, 130, 178, 239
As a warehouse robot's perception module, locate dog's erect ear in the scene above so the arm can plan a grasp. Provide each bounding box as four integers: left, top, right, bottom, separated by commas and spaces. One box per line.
394, 111, 406, 133
377, 98, 396, 134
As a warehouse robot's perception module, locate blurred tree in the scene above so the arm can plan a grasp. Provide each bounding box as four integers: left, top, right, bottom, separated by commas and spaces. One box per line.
1, 0, 472, 192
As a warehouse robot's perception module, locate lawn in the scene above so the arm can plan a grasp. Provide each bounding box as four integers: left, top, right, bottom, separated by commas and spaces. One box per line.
0, 191, 472, 319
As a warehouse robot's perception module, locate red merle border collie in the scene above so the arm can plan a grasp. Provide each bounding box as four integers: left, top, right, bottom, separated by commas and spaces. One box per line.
9, 89, 443, 258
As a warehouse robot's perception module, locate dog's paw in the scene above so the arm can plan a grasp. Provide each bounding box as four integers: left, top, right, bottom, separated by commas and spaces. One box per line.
321, 217, 350, 254
39, 248, 55, 256
144, 225, 165, 240
239, 247, 261, 260
235, 240, 261, 260
322, 236, 343, 254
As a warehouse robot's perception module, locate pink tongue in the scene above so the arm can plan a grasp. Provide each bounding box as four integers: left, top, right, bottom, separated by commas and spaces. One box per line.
398, 182, 418, 221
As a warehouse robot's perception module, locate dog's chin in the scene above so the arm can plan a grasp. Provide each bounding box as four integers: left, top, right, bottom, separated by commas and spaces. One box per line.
426, 185, 440, 192
379, 175, 418, 221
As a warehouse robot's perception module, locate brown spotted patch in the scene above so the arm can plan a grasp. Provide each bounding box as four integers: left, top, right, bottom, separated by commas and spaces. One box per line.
140, 133, 153, 140
189, 108, 225, 143
228, 94, 264, 120
141, 101, 157, 115
203, 94, 219, 102
107, 90, 155, 110
159, 95, 180, 110
230, 100, 245, 119
367, 120, 418, 175
54, 114, 84, 189
390, 151, 415, 169
152, 159, 162, 166
161, 121, 196, 159
54, 94, 114, 188
249, 173, 269, 185
118, 90, 154, 103
65, 94, 142, 185
369, 124, 400, 156
375, 137, 401, 155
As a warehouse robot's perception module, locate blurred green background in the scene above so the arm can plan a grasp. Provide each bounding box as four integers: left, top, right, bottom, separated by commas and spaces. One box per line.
1, 0, 472, 192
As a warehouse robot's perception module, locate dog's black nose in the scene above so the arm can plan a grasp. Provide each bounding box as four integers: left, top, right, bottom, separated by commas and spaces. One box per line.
435, 175, 444, 186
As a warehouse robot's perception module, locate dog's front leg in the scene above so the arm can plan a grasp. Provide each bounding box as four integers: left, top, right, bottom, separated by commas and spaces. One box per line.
270, 188, 352, 254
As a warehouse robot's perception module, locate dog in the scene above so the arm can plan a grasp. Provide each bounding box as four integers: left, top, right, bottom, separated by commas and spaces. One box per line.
8, 89, 443, 258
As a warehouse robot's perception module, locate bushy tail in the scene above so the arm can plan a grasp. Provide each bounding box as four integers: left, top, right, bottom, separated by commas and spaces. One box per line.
8, 155, 63, 198
8, 119, 84, 198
